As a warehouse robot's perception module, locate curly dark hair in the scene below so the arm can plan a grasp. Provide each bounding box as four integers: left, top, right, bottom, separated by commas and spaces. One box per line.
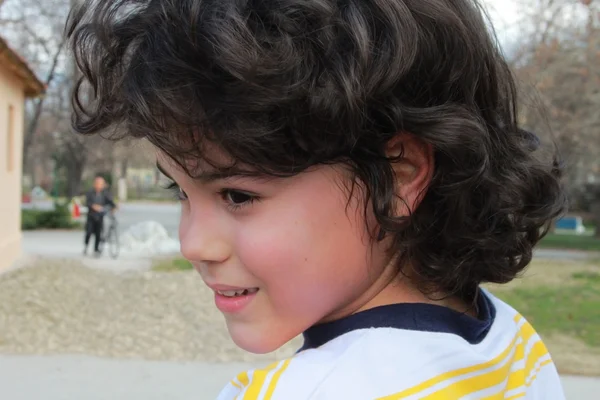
67, 0, 566, 298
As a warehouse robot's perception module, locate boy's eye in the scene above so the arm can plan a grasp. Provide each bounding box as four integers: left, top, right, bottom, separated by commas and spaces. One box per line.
221, 189, 254, 205
176, 187, 188, 201
165, 182, 188, 201
163, 182, 257, 208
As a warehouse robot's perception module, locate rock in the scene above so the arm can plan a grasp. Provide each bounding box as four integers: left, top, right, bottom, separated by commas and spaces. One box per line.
30, 186, 48, 201
119, 221, 180, 255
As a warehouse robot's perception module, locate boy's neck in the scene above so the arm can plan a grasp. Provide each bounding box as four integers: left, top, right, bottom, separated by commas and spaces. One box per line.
366, 274, 478, 318
321, 261, 476, 324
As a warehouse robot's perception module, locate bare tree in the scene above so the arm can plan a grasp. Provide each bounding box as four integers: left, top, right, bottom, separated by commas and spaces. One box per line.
1, 0, 71, 174
512, 0, 600, 233
0, 0, 116, 199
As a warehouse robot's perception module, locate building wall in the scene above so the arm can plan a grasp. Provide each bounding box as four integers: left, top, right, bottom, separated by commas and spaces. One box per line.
0, 62, 25, 272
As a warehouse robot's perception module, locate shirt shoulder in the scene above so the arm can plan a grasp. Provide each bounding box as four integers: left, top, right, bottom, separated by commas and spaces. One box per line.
216, 330, 370, 400
306, 316, 565, 400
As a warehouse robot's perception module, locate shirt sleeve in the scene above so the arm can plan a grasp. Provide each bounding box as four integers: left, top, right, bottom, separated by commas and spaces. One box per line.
215, 353, 340, 400
103, 191, 117, 208
216, 360, 293, 400
215, 332, 369, 400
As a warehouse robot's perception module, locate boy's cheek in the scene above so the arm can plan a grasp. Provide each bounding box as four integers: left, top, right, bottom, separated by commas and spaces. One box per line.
235, 207, 372, 288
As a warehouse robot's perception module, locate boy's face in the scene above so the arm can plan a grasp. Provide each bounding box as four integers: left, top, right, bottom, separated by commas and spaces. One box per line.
93, 177, 106, 192
157, 152, 393, 353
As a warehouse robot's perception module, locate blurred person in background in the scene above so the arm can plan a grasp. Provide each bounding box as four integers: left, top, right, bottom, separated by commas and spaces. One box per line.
83, 175, 116, 256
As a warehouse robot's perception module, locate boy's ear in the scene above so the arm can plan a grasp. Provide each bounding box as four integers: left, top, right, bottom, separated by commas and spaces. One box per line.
385, 133, 434, 217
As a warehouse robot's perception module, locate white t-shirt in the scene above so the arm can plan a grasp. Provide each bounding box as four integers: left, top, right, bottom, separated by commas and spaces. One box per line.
216, 290, 565, 399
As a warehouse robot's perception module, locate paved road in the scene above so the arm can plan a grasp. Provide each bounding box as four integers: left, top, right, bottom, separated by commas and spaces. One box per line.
24, 200, 181, 237
21, 202, 182, 271
20, 230, 158, 272
533, 248, 599, 261
0, 355, 596, 400
21, 227, 182, 273
0, 355, 251, 400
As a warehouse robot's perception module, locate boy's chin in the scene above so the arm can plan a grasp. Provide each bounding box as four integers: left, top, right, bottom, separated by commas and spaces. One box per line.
227, 322, 292, 354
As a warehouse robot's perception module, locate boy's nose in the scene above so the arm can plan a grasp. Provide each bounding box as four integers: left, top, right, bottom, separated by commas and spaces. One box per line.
179, 212, 231, 264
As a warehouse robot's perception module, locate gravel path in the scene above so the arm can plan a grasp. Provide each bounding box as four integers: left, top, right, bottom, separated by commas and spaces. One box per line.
0, 259, 300, 363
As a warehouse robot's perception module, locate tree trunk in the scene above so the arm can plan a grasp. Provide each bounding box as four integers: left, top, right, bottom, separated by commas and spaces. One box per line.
121, 158, 129, 179
591, 202, 600, 238
59, 135, 88, 200
23, 97, 45, 165
22, 40, 65, 164
66, 156, 86, 200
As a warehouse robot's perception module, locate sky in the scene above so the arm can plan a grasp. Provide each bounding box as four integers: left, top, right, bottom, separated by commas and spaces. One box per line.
484, 0, 520, 26
481, 0, 521, 49
0, 0, 528, 77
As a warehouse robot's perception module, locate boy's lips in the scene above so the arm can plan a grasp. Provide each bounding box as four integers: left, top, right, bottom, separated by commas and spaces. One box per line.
206, 283, 260, 314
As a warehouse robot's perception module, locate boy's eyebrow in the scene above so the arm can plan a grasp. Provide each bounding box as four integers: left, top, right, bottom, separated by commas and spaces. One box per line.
155, 161, 266, 183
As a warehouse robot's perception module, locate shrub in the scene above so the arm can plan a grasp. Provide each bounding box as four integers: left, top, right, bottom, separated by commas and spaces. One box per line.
21, 210, 43, 230
21, 202, 81, 230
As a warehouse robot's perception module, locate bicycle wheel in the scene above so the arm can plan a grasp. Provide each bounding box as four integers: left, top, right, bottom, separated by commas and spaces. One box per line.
108, 225, 120, 259
97, 226, 106, 255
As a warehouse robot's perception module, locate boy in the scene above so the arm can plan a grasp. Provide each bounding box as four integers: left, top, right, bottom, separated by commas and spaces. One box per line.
84, 174, 116, 256
67, 0, 567, 398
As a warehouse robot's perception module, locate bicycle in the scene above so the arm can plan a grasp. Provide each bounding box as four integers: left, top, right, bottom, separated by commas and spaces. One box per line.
99, 207, 120, 259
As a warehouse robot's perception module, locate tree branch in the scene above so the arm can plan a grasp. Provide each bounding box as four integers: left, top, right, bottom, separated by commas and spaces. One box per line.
23, 38, 66, 163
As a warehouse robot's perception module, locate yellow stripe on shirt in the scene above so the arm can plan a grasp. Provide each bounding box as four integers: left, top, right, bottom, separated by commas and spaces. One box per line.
377, 329, 521, 399
527, 358, 553, 386
418, 342, 527, 399
264, 359, 292, 399
474, 340, 527, 400
236, 371, 250, 387
449, 342, 551, 400
501, 358, 553, 400
480, 321, 552, 399
242, 361, 281, 400
377, 314, 556, 400
419, 319, 549, 399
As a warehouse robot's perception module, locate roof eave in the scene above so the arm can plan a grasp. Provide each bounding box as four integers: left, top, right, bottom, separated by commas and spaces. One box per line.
0, 36, 46, 98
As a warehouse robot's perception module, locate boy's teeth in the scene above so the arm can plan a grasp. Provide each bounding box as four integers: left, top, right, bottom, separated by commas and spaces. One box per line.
217, 288, 258, 297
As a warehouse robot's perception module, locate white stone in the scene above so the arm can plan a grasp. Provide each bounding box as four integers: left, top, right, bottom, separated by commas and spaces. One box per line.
119, 221, 180, 255
31, 186, 48, 200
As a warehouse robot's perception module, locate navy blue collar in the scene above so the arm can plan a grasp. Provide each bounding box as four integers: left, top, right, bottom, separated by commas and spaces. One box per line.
300, 290, 495, 351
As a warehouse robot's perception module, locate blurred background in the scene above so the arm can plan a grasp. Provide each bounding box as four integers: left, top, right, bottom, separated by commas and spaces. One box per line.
0, 0, 599, 399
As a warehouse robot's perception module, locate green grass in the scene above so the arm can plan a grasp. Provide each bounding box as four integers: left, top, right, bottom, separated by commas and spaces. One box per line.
538, 232, 600, 252
493, 270, 600, 347
152, 257, 193, 272
572, 271, 600, 282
